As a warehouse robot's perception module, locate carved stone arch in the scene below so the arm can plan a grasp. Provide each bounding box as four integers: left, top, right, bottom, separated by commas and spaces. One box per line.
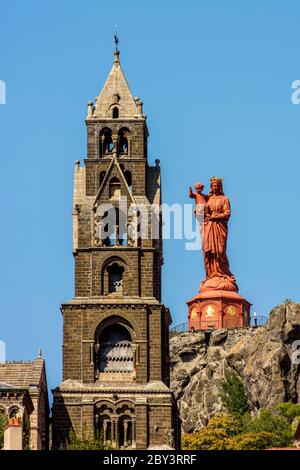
88, 310, 142, 341
115, 400, 135, 415
97, 125, 113, 137
100, 251, 132, 268
94, 315, 136, 342
94, 399, 116, 414
102, 254, 127, 272
0, 404, 8, 415
115, 399, 135, 408
107, 103, 123, 118
115, 123, 132, 133
94, 400, 115, 446
8, 404, 23, 418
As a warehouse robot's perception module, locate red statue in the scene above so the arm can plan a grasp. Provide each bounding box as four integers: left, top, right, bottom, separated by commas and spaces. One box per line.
187, 176, 251, 331
189, 182, 207, 212
201, 177, 238, 292
189, 182, 207, 238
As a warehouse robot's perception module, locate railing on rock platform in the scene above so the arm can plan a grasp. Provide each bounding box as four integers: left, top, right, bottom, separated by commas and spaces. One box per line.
169, 316, 268, 335
250, 315, 268, 327
169, 322, 188, 336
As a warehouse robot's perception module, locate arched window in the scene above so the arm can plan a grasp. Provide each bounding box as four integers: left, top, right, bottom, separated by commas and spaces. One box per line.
99, 171, 106, 187
95, 401, 135, 449
123, 170, 132, 193
100, 128, 113, 156
109, 177, 121, 200
9, 406, 20, 419
98, 415, 112, 445
100, 207, 126, 247
118, 128, 130, 155
112, 107, 119, 118
107, 263, 124, 293
97, 324, 133, 373
118, 415, 133, 448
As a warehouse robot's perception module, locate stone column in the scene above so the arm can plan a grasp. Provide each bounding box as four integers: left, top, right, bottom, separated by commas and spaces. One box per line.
127, 137, 131, 157
132, 418, 136, 448
112, 135, 118, 157
103, 419, 108, 446
112, 415, 118, 448
124, 420, 128, 447
101, 134, 105, 157
135, 397, 147, 449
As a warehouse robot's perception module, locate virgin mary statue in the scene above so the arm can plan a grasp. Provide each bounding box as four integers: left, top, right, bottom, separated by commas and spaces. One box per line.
201, 177, 238, 292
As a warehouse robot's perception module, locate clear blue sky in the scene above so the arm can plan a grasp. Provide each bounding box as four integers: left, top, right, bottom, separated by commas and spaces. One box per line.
1, 0, 300, 397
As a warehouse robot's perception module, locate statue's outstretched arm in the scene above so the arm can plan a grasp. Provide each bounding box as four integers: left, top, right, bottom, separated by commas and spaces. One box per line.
189, 186, 196, 198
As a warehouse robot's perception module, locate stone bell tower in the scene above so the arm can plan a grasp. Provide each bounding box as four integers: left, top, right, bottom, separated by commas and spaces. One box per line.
52, 45, 179, 450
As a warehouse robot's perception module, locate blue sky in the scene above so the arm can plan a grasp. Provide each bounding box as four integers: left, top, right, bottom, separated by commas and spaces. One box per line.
1, 0, 300, 397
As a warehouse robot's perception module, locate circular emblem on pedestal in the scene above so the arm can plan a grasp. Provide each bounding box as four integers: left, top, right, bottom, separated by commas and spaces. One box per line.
191, 308, 197, 320
205, 305, 215, 318
227, 305, 236, 316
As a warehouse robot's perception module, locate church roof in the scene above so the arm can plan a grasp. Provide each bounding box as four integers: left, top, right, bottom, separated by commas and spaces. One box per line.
0, 381, 21, 390
93, 49, 142, 119
0, 357, 45, 389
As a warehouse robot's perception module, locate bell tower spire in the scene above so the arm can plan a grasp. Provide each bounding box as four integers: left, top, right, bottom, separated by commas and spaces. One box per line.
90, 33, 141, 120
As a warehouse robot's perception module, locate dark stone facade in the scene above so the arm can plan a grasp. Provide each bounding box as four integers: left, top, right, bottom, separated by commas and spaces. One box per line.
52, 49, 179, 449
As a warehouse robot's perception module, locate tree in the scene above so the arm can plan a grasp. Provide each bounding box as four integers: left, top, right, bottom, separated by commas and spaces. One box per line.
67, 429, 107, 450
182, 406, 294, 450
220, 370, 249, 415
0, 413, 7, 449
243, 409, 293, 447
182, 414, 242, 450
225, 431, 285, 450
276, 402, 300, 423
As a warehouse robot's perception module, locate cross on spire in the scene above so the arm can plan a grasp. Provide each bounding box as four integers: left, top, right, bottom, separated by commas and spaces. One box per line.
114, 27, 119, 51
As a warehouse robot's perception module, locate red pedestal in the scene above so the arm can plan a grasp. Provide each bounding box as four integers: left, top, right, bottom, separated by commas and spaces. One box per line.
187, 290, 251, 331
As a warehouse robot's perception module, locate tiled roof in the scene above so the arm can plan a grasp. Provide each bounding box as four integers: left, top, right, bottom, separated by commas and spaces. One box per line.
0, 381, 19, 389
0, 358, 44, 388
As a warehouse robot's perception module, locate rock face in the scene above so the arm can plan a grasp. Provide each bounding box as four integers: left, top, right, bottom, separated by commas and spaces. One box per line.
170, 302, 300, 433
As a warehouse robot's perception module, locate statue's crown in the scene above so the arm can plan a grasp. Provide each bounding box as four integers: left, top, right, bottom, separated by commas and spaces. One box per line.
210, 176, 223, 183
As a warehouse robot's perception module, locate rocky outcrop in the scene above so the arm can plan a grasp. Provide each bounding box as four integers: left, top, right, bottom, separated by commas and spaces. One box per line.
170, 302, 300, 433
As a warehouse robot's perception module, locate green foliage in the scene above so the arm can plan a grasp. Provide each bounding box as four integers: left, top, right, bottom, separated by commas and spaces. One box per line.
225, 432, 284, 450
220, 370, 249, 415
276, 402, 300, 423
243, 409, 293, 447
182, 414, 242, 450
67, 429, 107, 450
0, 413, 7, 449
22, 429, 31, 450
182, 406, 294, 450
